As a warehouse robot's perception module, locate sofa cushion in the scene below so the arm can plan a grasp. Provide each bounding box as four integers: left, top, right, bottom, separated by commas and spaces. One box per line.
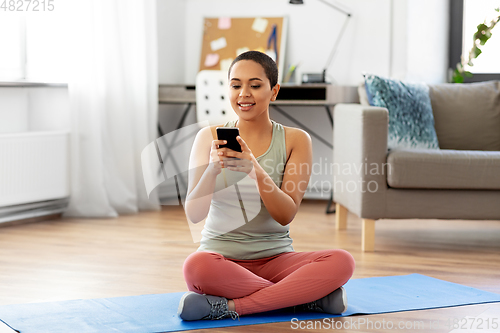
364, 74, 439, 150
429, 81, 500, 151
387, 149, 500, 190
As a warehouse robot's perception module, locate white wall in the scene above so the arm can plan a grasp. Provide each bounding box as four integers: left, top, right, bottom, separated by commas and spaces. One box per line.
156, 0, 450, 85
391, 0, 449, 84
0, 87, 70, 134
158, 0, 392, 86
157, 0, 186, 84
0, 89, 29, 133
405, 0, 449, 83
390, 0, 408, 79
28, 88, 71, 132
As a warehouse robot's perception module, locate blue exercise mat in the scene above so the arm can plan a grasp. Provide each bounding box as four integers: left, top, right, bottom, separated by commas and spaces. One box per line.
1, 274, 499, 333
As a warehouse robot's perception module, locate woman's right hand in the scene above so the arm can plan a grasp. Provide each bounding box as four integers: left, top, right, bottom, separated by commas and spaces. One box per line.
208, 139, 227, 176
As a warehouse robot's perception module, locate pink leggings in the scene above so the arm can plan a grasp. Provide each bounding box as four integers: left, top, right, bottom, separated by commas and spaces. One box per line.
183, 249, 355, 316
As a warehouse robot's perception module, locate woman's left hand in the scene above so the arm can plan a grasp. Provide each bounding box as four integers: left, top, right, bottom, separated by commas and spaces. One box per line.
219, 136, 260, 180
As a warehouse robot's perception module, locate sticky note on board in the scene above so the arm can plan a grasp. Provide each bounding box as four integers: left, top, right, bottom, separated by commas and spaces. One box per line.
252, 18, 268, 33
220, 58, 233, 72
236, 47, 250, 56
255, 47, 265, 53
218, 17, 231, 29
211, 37, 227, 51
204, 53, 220, 67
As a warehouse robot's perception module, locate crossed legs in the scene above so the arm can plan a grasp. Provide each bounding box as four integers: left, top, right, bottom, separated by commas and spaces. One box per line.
183, 249, 355, 316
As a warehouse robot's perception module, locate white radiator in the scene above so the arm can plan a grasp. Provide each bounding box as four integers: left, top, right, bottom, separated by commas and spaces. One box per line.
0, 131, 70, 207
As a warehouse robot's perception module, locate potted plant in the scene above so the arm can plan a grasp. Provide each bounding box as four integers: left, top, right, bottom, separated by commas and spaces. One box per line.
452, 8, 500, 83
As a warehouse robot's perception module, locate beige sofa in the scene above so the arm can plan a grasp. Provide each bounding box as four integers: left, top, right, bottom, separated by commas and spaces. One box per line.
333, 81, 500, 252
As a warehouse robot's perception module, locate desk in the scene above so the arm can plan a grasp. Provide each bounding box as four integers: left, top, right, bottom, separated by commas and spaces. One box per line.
158, 83, 358, 138
159, 83, 358, 106
158, 84, 359, 212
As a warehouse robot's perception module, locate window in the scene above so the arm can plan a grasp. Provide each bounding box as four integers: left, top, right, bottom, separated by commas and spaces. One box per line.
0, 5, 69, 83
0, 13, 25, 81
449, 0, 500, 82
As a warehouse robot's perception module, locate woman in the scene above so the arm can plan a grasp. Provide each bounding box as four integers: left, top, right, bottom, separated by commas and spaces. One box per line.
178, 51, 355, 321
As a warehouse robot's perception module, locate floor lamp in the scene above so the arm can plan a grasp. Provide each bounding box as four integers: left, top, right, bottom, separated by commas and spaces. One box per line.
290, 0, 352, 83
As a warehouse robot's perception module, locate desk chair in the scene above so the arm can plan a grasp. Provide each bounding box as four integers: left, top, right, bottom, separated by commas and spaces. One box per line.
195, 70, 253, 222
195, 70, 238, 126
158, 71, 239, 205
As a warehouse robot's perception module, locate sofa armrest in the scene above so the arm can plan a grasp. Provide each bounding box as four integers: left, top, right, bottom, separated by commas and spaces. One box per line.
333, 103, 389, 218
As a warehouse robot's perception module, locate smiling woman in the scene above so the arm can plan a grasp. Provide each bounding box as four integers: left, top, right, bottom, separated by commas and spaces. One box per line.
178, 50, 355, 322
228, 60, 279, 122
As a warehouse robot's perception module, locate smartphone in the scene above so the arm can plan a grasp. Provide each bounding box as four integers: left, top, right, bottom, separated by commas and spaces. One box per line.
216, 127, 242, 152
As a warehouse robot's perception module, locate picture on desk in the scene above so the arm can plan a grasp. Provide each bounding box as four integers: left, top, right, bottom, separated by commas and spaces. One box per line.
199, 16, 287, 83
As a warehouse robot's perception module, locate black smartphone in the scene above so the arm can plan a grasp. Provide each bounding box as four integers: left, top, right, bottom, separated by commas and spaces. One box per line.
216, 127, 242, 152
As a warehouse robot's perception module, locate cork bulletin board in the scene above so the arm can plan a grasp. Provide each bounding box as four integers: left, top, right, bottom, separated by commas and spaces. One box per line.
199, 17, 288, 82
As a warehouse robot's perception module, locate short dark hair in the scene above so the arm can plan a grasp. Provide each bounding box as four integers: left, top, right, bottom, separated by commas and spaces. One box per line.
228, 51, 279, 88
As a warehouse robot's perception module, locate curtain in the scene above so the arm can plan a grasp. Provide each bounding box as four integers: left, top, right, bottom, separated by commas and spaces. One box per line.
64, 0, 160, 217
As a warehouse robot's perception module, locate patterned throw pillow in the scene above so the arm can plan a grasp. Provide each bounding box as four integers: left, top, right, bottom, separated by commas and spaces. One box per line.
364, 74, 439, 150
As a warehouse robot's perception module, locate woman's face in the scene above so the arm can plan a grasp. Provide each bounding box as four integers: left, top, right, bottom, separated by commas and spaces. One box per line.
228, 60, 279, 121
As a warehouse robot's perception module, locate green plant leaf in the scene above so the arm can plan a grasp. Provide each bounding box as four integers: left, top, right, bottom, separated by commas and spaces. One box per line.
453, 10, 500, 83
453, 75, 464, 83
452, 69, 464, 83
471, 46, 482, 59
478, 32, 490, 44
477, 23, 488, 31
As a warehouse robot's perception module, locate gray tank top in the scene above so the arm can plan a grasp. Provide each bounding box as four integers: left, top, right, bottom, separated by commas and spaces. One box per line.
197, 120, 294, 259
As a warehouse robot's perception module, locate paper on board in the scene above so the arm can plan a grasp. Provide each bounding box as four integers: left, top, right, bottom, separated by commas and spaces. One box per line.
218, 17, 231, 30
236, 47, 250, 56
251, 18, 268, 33
220, 58, 233, 72
204, 53, 220, 67
210, 37, 227, 51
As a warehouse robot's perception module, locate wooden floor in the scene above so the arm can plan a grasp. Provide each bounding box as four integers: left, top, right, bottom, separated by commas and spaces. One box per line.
1, 200, 499, 333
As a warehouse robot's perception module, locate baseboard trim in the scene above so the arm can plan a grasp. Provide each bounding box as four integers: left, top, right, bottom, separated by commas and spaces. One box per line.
0, 198, 69, 226
0, 213, 63, 228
